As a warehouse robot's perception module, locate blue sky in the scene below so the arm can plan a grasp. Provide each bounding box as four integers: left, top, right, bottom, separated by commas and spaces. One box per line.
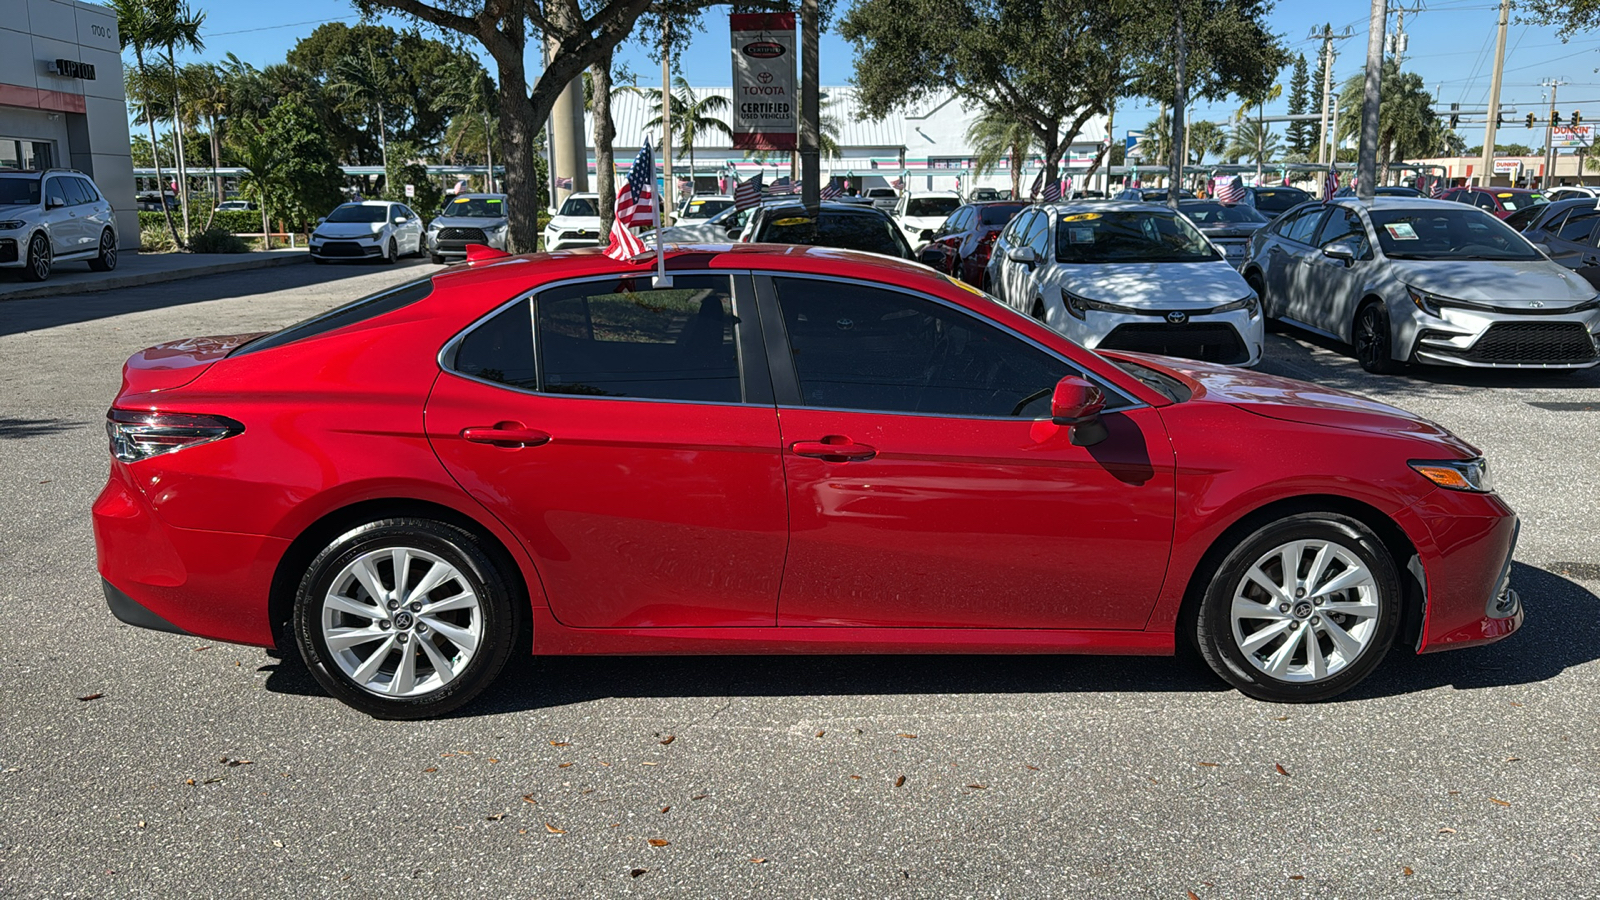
176, 0, 1600, 145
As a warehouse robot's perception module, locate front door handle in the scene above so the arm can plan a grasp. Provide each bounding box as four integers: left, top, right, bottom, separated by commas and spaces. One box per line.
791, 437, 877, 461
461, 422, 551, 448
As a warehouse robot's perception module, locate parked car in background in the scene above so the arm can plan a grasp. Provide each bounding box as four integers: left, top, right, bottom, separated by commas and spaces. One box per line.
1518, 197, 1600, 287
1178, 199, 1270, 269
427, 193, 509, 264
542, 192, 602, 251
1441, 186, 1547, 221
1546, 186, 1598, 202
968, 187, 1000, 202
917, 200, 1027, 285
310, 201, 425, 264
0, 167, 119, 282
96, 243, 1523, 717
742, 201, 915, 260
1114, 188, 1197, 203
676, 195, 733, 220
1241, 197, 1600, 373
986, 201, 1262, 366
892, 191, 962, 250
652, 202, 754, 244
1333, 185, 1424, 199
865, 187, 898, 212
1239, 185, 1313, 221
215, 199, 255, 212
135, 190, 177, 212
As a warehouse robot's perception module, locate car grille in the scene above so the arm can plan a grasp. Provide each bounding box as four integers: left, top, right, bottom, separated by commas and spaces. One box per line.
437, 227, 486, 242
0, 239, 15, 264
317, 241, 367, 258
1100, 323, 1249, 364
1460, 322, 1598, 365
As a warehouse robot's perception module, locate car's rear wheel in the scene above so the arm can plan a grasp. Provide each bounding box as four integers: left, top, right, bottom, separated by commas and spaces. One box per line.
88, 228, 118, 272
293, 518, 519, 719
22, 233, 51, 282
1244, 270, 1269, 317
1353, 301, 1403, 374
1195, 512, 1401, 703
430, 252, 445, 265
384, 237, 398, 264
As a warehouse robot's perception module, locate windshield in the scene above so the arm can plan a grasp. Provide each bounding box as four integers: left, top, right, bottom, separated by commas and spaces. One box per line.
1370, 208, 1541, 261
325, 205, 388, 223
1249, 188, 1310, 213
906, 197, 960, 218
1496, 192, 1546, 212
680, 198, 732, 219
1181, 203, 1268, 225
759, 210, 913, 259
1055, 210, 1222, 264
441, 197, 505, 218
980, 203, 1028, 225
0, 178, 42, 205
558, 196, 597, 217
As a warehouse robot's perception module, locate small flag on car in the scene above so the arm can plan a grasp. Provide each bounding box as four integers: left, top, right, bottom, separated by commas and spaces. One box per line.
1214, 175, 1245, 205
1029, 169, 1045, 199
604, 143, 655, 262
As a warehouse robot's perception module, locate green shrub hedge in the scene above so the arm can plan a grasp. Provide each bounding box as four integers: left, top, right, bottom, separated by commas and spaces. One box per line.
138, 209, 265, 235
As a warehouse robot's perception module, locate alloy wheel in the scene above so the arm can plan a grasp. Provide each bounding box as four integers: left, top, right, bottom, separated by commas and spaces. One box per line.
319, 546, 483, 698
27, 234, 50, 281
102, 230, 117, 268
1228, 538, 1381, 683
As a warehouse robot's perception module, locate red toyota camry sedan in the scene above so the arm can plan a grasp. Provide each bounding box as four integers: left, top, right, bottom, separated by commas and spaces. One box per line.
94, 244, 1522, 718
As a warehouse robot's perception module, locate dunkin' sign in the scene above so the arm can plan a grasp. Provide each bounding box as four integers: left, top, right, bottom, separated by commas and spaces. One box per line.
730, 13, 796, 151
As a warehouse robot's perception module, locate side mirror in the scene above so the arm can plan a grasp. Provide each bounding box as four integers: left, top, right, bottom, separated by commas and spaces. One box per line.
1050, 375, 1108, 447
317, 217, 326, 224
47, 197, 65, 210
920, 228, 936, 242
395, 216, 409, 224
1007, 245, 1038, 265
1322, 240, 1359, 265
1532, 242, 1552, 255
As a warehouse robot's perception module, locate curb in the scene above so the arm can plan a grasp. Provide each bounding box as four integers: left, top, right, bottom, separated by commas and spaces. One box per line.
0, 251, 311, 302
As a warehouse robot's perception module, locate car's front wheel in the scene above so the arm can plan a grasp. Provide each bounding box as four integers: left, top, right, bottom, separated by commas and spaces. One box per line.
384, 237, 398, 264
1195, 512, 1401, 703
293, 518, 520, 719
22, 232, 51, 282
1354, 301, 1403, 374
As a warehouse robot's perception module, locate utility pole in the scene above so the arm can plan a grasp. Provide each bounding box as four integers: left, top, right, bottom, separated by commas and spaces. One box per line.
1480, 0, 1511, 187
660, 19, 675, 226
1169, 4, 1187, 211
1387, 4, 1413, 69
1543, 79, 1567, 189
1358, 0, 1387, 200
1312, 24, 1354, 166
800, 0, 820, 213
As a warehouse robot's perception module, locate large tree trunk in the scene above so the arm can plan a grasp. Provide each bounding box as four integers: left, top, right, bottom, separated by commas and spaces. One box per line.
496, 65, 541, 253
591, 50, 617, 235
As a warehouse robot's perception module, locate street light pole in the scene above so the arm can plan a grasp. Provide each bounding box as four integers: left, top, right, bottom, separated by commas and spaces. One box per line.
1480, 0, 1511, 187
660, 18, 674, 226
1357, 0, 1386, 201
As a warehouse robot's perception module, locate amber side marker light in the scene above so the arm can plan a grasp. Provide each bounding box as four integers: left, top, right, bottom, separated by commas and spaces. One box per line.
1410, 458, 1493, 493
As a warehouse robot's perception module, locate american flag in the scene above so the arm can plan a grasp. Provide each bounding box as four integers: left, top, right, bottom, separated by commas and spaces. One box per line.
1041, 177, 1062, 203
820, 180, 843, 200
1323, 167, 1340, 201
1214, 175, 1246, 205
734, 171, 764, 210
1029, 169, 1044, 199
766, 176, 800, 195
604, 143, 654, 262
1430, 176, 1446, 198
555, 175, 573, 190
891, 175, 904, 190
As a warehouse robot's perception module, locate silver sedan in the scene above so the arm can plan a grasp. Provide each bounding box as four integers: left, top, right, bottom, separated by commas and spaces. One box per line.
1242, 197, 1600, 373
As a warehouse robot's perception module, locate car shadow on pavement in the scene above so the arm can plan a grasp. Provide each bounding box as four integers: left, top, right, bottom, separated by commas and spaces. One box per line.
259, 562, 1599, 715
0, 416, 84, 439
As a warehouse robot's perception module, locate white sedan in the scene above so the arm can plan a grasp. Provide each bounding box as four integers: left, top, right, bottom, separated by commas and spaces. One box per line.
985, 200, 1263, 367
309, 201, 425, 264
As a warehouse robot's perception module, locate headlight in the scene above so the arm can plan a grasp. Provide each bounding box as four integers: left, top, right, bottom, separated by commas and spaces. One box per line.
1212, 295, 1260, 317
1406, 284, 1447, 317
1063, 289, 1132, 320
1411, 457, 1493, 493
0, 219, 24, 230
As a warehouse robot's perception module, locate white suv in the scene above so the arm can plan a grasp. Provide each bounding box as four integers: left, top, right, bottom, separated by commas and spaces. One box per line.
0, 168, 120, 282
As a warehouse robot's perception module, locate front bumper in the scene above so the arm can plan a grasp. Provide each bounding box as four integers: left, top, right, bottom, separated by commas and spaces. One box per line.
543, 228, 602, 252
429, 228, 509, 258
310, 238, 383, 260
0, 236, 18, 265
1049, 304, 1264, 367
1402, 304, 1600, 369
1406, 487, 1524, 653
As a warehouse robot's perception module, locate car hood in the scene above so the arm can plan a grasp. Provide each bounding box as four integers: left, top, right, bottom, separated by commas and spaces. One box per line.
432, 216, 506, 229
1114, 352, 1476, 452
1395, 259, 1597, 306
548, 214, 601, 230
120, 333, 267, 396
315, 222, 385, 238
899, 216, 948, 231
1061, 262, 1253, 308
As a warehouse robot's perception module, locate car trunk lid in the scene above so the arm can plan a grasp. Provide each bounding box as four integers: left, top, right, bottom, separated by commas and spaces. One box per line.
118, 333, 265, 399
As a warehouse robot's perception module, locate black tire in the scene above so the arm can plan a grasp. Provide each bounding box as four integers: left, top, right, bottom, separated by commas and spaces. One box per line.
87, 228, 118, 272
1244, 270, 1269, 317
430, 253, 446, 265
1353, 301, 1403, 374
293, 518, 521, 719
21, 232, 50, 282
383, 237, 398, 264
1029, 299, 1047, 322
1194, 512, 1402, 703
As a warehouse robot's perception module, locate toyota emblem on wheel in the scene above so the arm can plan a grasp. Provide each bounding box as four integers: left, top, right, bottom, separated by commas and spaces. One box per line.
1166, 310, 1188, 325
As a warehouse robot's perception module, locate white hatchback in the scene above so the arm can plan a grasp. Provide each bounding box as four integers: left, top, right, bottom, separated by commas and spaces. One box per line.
985, 201, 1263, 367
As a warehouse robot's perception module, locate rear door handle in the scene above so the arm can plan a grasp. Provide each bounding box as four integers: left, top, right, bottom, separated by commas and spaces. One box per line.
461, 422, 551, 448
791, 438, 877, 461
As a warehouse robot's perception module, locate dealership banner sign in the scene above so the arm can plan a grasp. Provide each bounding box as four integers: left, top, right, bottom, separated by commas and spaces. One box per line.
730, 13, 796, 151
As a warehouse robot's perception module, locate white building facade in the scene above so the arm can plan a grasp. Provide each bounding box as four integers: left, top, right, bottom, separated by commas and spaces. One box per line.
1, 0, 137, 248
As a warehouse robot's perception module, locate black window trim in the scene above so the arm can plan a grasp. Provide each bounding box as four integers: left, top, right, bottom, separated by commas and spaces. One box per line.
751, 271, 1141, 421
438, 270, 774, 408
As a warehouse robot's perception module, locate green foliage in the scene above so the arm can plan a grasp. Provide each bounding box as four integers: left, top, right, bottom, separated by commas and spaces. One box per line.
966, 109, 1037, 197
1187, 121, 1228, 165
1226, 119, 1282, 165
1335, 61, 1452, 163
1519, 0, 1600, 38
141, 209, 259, 234
1127, 0, 1289, 107
186, 226, 249, 253
1286, 53, 1314, 157
139, 220, 177, 252
382, 143, 445, 219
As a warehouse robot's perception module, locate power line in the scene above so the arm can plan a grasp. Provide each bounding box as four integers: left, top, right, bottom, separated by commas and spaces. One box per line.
208, 17, 356, 37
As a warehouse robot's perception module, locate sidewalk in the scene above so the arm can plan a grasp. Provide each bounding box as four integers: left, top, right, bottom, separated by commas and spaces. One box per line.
0, 248, 310, 302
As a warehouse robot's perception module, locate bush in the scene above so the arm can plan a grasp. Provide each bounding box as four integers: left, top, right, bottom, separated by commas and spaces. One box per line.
186, 226, 250, 254
139, 222, 177, 253
138, 209, 264, 235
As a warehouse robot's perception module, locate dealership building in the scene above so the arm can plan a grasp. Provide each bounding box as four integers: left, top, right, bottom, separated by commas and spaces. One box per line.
1, 0, 137, 248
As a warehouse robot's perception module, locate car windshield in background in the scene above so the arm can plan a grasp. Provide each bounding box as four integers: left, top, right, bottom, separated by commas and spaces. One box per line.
0, 178, 41, 205
761, 211, 910, 258
1496, 192, 1546, 211
441, 198, 504, 217
1369, 208, 1542, 261
325, 205, 388, 223
1250, 189, 1310, 213
980, 203, 1028, 225
1182, 203, 1268, 225
558, 196, 597, 217
1055, 210, 1221, 264
906, 197, 960, 217
681, 199, 733, 219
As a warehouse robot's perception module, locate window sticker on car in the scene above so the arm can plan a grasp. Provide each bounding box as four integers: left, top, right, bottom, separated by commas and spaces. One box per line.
1069, 227, 1095, 244
1384, 222, 1419, 240
452, 197, 471, 203
1062, 213, 1101, 222
772, 217, 813, 227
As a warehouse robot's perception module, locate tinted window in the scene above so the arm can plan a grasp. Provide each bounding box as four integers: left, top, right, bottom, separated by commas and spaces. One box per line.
1182, 203, 1268, 225
759, 210, 912, 258
325, 204, 388, 223
772, 277, 1071, 418
1369, 208, 1540, 261
1055, 210, 1220, 264
1558, 213, 1600, 242
71, 178, 100, 204
454, 299, 536, 389
905, 197, 960, 218
43, 178, 68, 207
1282, 207, 1326, 244
1496, 192, 1545, 212
558, 196, 597, 217
980, 203, 1027, 226
1028, 212, 1051, 256
1006, 210, 1036, 242
537, 275, 740, 403
234, 279, 436, 356
681, 198, 732, 219
59, 178, 92, 205
1314, 208, 1371, 257
1249, 189, 1310, 213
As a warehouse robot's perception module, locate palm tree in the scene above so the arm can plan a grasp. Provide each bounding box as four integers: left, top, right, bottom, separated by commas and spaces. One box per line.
966, 108, 1036, 198
1138, 111, 1171, 172
1335, 61, 1441, 176
1187, 120, 1228, 166
1226, 119, 1282, 166
643, 76, 732, 187
1236, 82, 1283, 178
157, 0, 205, 236
332, 46, 394, 172
229, 123, 278, 249
181, 62, 228, 207
109, 0, 183, 246
431, 61, 498, 190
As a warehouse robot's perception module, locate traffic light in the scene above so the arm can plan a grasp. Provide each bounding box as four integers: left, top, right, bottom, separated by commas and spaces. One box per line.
1553, 111, 1563, 127
1450, 103, 1460, 129
1575, 111, 1584, 127
1496, 112, 1504, 127
1526, 113, 1537, 128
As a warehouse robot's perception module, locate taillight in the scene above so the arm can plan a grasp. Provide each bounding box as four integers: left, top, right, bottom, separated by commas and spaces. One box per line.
106, 408, 243, 462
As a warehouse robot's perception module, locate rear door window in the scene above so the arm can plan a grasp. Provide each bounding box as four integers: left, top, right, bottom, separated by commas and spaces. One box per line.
1282, 207, 1327, 244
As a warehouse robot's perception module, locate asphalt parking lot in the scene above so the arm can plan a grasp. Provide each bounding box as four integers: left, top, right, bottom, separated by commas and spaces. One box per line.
2, 261, 1596, 898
